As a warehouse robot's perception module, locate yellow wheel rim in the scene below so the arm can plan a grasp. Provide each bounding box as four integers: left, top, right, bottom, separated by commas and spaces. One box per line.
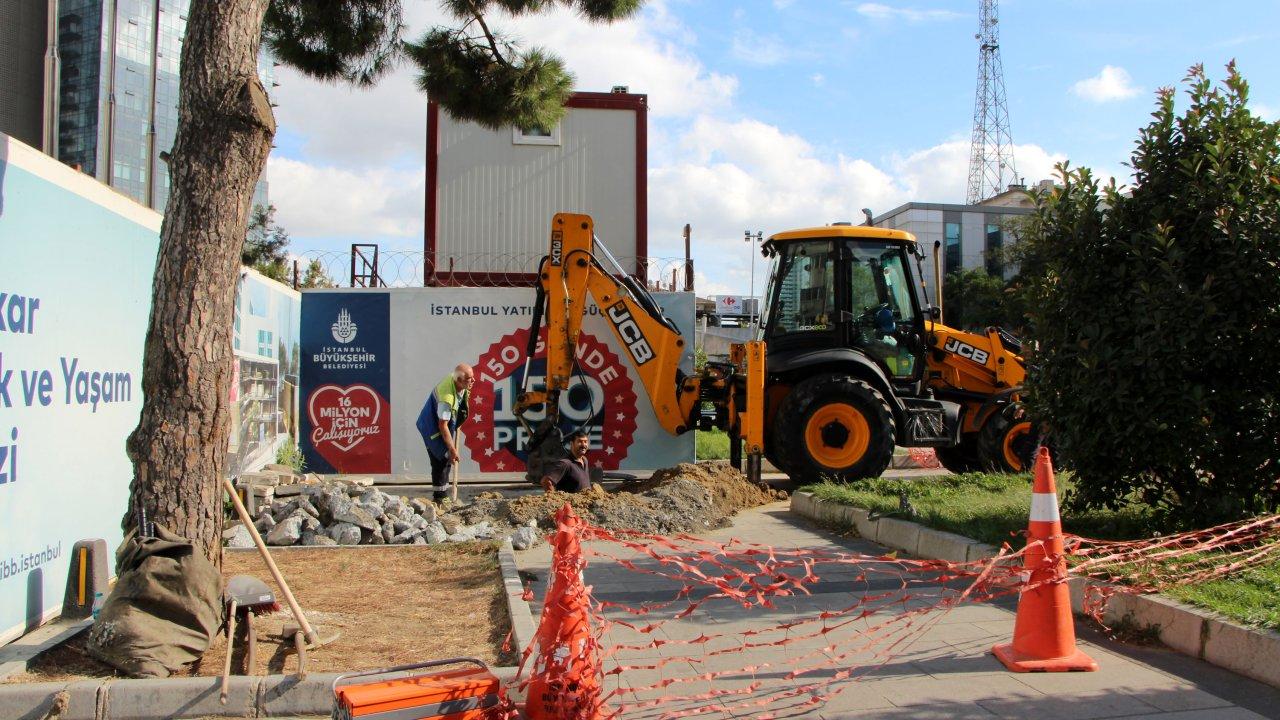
804, 404, 870, 469
1002, 421, 1033, 471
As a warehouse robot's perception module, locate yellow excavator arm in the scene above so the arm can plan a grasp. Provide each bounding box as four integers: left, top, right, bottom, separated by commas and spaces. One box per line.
516, 213, 766, 484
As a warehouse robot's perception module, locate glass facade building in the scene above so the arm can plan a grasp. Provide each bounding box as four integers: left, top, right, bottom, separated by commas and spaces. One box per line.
0, 0, 49, 149
52, 0, 269, 211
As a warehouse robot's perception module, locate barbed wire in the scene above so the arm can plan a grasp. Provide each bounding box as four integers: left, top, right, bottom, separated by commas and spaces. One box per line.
295, 249, 696, 290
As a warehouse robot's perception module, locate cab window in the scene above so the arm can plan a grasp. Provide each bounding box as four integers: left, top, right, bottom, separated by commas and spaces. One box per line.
772, 240, 835, 334
848, 242, 919, 378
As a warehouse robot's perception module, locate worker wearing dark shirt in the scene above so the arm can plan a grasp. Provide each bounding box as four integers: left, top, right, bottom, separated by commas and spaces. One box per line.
541, 430, 592, 493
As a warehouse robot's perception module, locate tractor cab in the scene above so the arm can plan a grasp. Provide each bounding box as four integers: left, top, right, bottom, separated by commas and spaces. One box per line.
761, 225, 929, 390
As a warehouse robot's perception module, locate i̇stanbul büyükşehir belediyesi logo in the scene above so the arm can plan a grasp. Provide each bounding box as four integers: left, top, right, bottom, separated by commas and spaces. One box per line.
463, 327, 638, 473
331, 308, 358, 344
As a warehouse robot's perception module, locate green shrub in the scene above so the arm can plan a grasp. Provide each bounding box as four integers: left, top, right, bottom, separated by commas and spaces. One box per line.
275, 439, 306, 473
695, 430, 730, 460
1020, 64, 1280, 525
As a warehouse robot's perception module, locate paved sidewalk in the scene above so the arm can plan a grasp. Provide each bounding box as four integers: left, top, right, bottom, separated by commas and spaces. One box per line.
515, 502, 1280, 720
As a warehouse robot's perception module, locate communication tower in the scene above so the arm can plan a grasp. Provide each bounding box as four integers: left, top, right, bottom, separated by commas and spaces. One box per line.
966, 0, 1017, 204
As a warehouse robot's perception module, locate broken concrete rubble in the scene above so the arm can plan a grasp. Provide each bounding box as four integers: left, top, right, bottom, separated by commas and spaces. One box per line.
266, 515, 304, 546
224, 462, 782, 549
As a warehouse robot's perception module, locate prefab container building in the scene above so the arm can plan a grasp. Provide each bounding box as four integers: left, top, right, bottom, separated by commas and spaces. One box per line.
425, 90, 648, 286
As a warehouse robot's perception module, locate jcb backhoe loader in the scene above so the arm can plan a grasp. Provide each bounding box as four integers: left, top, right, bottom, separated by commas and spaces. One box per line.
515, 213, 1037, 485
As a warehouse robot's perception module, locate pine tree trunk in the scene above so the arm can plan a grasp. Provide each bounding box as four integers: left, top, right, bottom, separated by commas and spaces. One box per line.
125, 1, 275, 567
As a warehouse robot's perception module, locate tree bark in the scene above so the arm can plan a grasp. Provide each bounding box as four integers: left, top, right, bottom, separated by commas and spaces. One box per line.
125, 1, 276, 567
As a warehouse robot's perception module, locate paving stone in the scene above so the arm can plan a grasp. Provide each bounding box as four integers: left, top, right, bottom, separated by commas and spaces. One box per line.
1127, 686, 1239, 713
879, 674, 1044, 706
821, 702, 999, 719
514, 499, 1269, 720
979, 690, 1160, 719
1111, 709, 1268, 720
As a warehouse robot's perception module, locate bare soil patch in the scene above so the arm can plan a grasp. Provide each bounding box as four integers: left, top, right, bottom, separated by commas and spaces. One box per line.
461, 461, 786, 535
5, 543, 512, 683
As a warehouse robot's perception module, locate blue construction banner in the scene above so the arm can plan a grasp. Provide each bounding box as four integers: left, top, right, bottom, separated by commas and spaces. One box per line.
0, 134, 159, 643
299, 287, 694, 478
300, 291, 391, 474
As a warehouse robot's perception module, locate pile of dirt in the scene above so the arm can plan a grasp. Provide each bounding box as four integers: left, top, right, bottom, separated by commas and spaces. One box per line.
461, 461, 785, 535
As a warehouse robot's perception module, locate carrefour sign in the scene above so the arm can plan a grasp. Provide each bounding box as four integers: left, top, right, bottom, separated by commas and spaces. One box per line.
715, 295, 744, 315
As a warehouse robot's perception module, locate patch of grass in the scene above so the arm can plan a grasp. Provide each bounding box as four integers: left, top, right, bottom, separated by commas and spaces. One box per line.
805, 472, 1157, 547
803, 472, 1280, 630
274, 440, 305, 473
696, 430, 731, 460
1166, 561, 1280, 630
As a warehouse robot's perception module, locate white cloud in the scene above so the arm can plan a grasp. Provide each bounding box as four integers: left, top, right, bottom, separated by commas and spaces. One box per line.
645, 118, 1067, 294
496, 6, 736, 119
888, 141, 1066, 203
269, 1, 734, 174
271, 67, 428, 169
811, 73, 826, 86
1071, 66, 1141, 103
855, 3, 964, 23
266, 157, 424, 241
730, 29, 792, 66
1253, 102, 1278, 121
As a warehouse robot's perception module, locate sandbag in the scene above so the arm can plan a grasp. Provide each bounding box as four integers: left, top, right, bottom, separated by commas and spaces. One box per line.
86, 524, 224, 678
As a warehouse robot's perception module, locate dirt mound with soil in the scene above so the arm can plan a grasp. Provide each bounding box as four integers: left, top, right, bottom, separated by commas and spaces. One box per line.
463, 461, 785, 535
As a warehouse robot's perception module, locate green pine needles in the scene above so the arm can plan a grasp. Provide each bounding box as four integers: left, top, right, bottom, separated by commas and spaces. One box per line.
262, 0, 643, 129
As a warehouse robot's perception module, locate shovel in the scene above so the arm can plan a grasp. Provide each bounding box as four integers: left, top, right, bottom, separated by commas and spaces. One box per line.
450, 427, 462, 505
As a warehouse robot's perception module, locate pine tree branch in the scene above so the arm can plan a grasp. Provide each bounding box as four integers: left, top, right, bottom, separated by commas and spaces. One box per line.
466, 1, 511, 68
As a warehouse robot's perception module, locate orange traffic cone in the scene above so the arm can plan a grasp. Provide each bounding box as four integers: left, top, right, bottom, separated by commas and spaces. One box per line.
525, 505, 604, 719
992, 447, 1098, 673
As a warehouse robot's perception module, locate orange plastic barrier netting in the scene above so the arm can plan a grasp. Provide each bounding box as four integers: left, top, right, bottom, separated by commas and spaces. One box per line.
513, 505, 1280, 719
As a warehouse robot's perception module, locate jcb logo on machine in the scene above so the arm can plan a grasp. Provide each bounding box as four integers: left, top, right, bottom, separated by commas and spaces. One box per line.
606, 302, 655, 366
944, 338, 990, 365
550, 231, 563, 266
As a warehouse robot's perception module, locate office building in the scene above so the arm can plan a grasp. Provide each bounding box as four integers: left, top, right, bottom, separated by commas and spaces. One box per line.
0, 1, 52, 149
872, 181, 1049, 286
1, 0, 270, 211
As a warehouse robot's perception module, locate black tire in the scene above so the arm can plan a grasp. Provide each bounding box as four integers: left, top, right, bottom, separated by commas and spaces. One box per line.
935, 438, 983, 474
773, 374, 895, 482
765, 406, 797, 474
978, 407, 1037, 473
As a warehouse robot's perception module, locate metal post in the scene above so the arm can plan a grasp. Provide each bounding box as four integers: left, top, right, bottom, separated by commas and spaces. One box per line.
744, 231, 762, 330
683, 224, 693, 291
42, 0, 61, 157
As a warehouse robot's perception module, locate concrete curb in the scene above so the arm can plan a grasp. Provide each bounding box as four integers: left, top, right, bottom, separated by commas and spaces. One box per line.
499, 539, 538, 654
0, 672, 343, 719
790, 491, 1280, 689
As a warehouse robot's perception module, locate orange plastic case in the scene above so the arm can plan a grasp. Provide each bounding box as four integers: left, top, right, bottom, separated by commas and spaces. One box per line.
333, 659, 503, 720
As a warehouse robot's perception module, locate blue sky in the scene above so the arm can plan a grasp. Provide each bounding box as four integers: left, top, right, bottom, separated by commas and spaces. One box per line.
266, 0, 1280, 296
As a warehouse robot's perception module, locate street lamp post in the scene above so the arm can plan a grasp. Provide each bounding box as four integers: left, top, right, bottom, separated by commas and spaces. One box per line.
744, 230, 762, 330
